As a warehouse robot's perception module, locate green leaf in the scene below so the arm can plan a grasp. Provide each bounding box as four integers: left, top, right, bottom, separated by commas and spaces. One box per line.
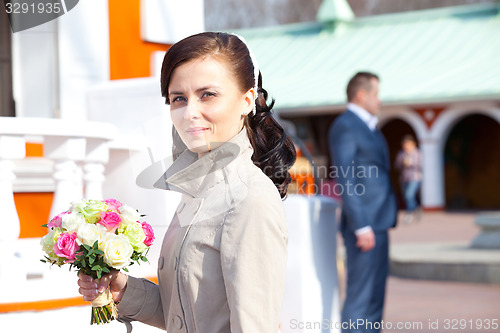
89, 256, 95, 265
93, 240, 99, 250
41, 224, 48, 228
91, 265, 100, 271
140, 256, 148, 262
82, 244, 92, 252
40, 259, 47, 263
123, 267, 129, 272
95, 249, 104, 255
102, 267, 110, 273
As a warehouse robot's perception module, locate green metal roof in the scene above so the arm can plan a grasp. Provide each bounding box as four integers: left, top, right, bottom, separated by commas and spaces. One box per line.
234, 3, 500, 114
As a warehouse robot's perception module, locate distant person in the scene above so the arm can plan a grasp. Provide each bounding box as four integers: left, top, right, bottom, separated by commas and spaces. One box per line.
328, 72, 398, 333
395, 135, 422, 223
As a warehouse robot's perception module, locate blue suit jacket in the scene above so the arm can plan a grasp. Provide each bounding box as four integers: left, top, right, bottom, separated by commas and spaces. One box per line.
328, 110, 397, 233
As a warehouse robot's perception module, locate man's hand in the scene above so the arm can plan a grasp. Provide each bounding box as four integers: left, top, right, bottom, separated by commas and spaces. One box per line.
356, 229, 375, 252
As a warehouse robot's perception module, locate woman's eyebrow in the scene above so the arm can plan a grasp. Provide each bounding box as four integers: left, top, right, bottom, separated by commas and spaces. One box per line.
170, 85, 222, 96
195, 85, 221, 93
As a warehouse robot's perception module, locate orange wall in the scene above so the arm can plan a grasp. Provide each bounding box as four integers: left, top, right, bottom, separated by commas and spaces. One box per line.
108, 0, 170, 80
15, 143, 52, 238
15, 192, 53, 238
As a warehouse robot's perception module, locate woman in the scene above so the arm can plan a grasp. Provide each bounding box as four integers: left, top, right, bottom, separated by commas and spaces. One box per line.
394, 135, 422, 223
77, 32, 296, 332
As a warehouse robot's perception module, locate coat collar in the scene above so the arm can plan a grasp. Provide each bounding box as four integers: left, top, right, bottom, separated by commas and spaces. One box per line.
154, 128, 253, 197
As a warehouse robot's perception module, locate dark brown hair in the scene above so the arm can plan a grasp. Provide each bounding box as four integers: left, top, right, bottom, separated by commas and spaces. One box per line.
401, 134, 416, 144
160, 32, 296, 198
346, 71, 379, 102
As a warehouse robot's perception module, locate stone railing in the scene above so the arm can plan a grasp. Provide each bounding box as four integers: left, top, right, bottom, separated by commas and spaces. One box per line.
0, 117, 117, 241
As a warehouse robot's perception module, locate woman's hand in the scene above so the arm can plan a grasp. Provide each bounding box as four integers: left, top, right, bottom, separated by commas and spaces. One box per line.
77, 270, 128, 303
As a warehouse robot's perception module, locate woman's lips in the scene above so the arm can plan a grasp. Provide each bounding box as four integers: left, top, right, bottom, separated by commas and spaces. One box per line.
186, 127, 209, 136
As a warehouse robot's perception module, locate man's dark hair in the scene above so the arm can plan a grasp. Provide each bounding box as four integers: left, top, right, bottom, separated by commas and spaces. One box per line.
401, 134, 416, 144
346, 72, 379, 102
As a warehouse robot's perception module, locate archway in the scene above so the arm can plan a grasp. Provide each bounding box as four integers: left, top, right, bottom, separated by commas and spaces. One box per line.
444, 114, 500, 210
380, 119, 418, 209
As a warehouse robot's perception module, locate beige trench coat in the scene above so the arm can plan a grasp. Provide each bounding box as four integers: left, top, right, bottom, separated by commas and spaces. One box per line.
117, 129, 288, 332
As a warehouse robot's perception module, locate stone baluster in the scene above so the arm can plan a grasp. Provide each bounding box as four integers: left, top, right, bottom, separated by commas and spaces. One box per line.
44, 136, 86, 220
0, 135, 26, 241
83, 138, 109, 200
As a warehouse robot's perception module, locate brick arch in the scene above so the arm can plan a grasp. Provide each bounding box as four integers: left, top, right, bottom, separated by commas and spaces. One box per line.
429, 107, 500, 151
378, 107, 428, 142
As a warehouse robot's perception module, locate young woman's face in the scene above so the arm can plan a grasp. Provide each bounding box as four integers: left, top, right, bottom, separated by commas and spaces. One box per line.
168, 56, 255, 157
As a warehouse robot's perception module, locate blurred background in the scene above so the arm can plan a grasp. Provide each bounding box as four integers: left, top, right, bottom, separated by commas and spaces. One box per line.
1, 0, 499, 332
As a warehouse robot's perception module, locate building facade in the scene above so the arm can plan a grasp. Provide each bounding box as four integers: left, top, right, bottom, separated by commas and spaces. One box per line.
238, 0, 500, 210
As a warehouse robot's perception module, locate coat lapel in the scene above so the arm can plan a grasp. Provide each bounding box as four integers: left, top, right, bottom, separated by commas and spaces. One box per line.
346, 110, 389, 169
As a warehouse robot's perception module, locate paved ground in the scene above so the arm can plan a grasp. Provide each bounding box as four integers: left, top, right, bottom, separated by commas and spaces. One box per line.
382, 211, 500, 333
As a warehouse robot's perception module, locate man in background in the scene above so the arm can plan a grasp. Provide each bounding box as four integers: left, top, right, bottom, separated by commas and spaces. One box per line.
328, 72, 398, 333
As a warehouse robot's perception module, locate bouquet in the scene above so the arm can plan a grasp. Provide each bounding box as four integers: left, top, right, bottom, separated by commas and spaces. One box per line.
40, 199, 155, 325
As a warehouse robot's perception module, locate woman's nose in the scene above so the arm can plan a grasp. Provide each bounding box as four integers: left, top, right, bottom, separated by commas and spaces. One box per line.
183, 100, 201, 120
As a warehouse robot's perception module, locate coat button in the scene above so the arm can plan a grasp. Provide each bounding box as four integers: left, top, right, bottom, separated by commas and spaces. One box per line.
173, 315, 183, 329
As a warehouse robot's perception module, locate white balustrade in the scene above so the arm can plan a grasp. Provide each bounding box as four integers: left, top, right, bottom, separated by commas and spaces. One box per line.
83, 138, 110, 200
0, 135, 26, 241
0, 117, 116, 240
44, 136, 87, 219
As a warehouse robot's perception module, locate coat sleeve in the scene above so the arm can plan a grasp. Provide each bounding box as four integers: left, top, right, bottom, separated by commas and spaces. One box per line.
329, 121, 369, 231
220, 184, 288, 333
117, 276, 166, 330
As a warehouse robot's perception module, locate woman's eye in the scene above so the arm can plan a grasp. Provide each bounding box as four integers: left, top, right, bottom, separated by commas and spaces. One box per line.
201, 91, 216, 100
172, 96, 187, 103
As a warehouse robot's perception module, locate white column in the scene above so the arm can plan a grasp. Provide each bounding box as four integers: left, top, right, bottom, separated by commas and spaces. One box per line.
141, 0, 205, 44
420, 139, 445, 209
281, 195, 340, 333
83, 138, 110, 200
44, 137, 86, 220
0, 136, 26, 240
57, 0, 109, 120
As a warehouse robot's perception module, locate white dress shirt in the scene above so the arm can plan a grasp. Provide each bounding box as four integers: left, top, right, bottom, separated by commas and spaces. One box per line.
347, 102, 378, 131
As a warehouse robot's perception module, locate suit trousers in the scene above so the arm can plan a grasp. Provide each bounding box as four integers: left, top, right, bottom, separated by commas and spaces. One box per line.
341, 229, 389, 333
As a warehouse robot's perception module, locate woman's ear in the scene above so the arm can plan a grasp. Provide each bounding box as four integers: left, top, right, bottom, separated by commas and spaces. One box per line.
242, 88, 256, 116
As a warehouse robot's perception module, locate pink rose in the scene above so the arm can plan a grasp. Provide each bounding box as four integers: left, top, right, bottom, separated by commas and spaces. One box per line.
98, 211, 122, 233
141, 221, 155, 247
53, 232, 80, 263
103, 199, 123, 212
47, 212, 67, 229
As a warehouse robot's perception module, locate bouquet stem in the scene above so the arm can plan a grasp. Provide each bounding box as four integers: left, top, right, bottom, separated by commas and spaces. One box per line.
90, 287, 117, 325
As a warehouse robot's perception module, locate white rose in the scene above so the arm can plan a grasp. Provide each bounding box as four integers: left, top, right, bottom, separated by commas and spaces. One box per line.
76, 223, 107, 247
102, 234, 133, 270
70, 199, 87, 213
40, 227, 63, 261
119, 204, 140, 223
61, 213, 85, 233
